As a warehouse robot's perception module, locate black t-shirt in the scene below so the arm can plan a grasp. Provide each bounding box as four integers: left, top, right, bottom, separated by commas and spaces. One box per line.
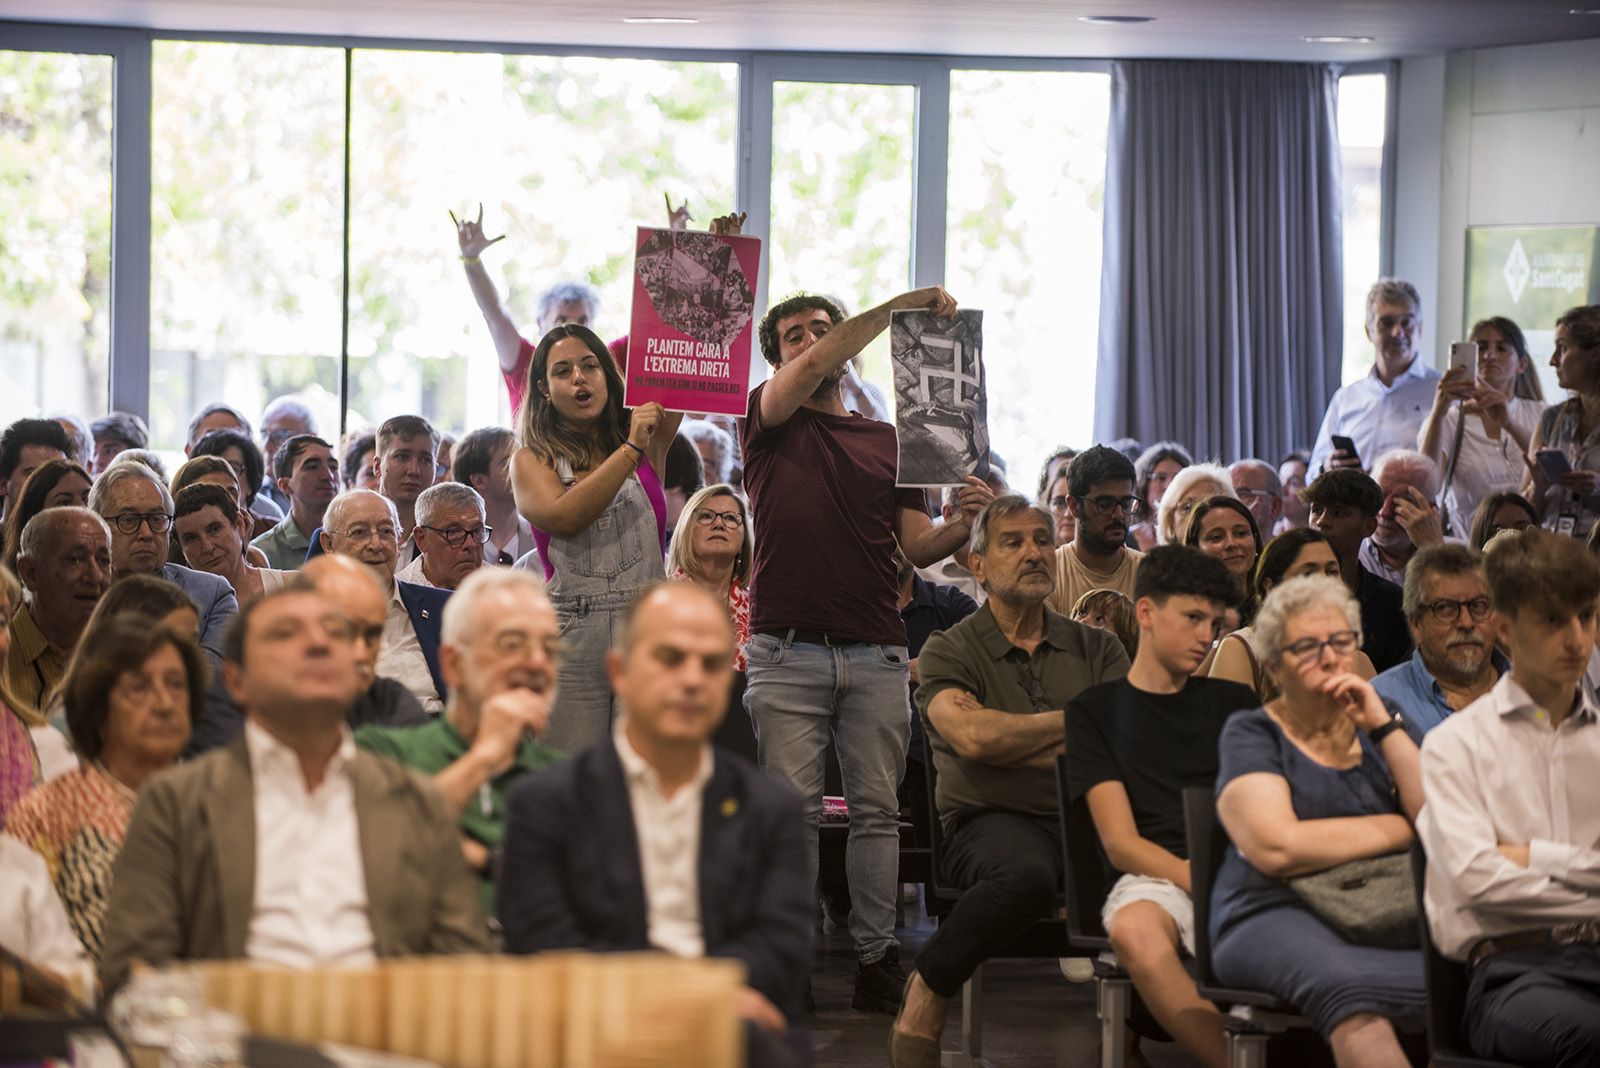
1064, 677, 1257, 859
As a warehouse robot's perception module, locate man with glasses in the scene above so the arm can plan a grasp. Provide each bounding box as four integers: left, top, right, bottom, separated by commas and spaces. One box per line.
398, 483, 490, 592
317, 488, 451, 715
1229, 458, 1284, 539
1372, 543, 1504, 740
257, 397, 319, 514
1047, 445, 1146, 615
303, 554, 430, 731
87, 463, 238, 662
917, 466, 1011, 605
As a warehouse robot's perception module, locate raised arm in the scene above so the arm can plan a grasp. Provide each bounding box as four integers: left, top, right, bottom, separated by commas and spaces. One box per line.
452, 205, 524, 372
925, 688, 1063, 769
511, 403, 666, 536
894, 476, 995, 568
1417, 367, 1473, 464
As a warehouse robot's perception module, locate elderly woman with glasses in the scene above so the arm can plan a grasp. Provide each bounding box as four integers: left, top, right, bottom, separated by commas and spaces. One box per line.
667, 483, 752, 668
1209, 575, 1426, 1067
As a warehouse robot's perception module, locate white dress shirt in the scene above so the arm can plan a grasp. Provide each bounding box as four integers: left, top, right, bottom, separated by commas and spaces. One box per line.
1417, 672, 1600, 960
0, 834, 91, 990
484, 514, 536, 566
395, 555, 435, 589
612, 717, 714, 960
916, 558, 987, 605
1309, 358, 1441, 474
377, 582, 443, 715
243, 721, 377, 969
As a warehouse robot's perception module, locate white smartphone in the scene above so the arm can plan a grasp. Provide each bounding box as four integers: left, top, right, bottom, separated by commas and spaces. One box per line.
1449, 340, 1479, 377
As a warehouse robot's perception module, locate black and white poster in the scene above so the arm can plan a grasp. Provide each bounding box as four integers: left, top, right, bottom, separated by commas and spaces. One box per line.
890, 309, 990, 488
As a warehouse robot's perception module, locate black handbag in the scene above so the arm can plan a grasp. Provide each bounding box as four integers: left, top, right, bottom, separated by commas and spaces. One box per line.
1287, 851, 1419, 949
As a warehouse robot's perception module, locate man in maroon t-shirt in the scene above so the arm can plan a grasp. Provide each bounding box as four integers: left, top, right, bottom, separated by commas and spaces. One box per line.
742, 287, 993, 1014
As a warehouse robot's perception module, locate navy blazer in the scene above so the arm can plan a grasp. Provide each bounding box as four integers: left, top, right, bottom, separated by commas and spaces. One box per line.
159, 562, 238, 663
398, 580, 451, 702
497, 740, 813, 1020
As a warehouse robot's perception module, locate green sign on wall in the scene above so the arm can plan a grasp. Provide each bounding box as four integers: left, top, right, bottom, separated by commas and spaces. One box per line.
1465, 225, 1600, 396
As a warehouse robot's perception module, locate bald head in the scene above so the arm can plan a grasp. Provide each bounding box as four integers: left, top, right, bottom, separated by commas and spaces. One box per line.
302, 553, 389, 682
610, 581, 735, 750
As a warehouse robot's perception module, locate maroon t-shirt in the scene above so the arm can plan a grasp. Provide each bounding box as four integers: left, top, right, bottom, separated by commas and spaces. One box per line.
742, 381, 924, 646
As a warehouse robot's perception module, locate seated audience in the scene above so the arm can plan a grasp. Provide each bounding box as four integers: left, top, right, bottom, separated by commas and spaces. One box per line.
1182, 495, 1263, 627
1155, 463, 1235, 547
0, 417, 70, 523
1208, 529, 1378, 700
301, 555, 430, 731
1043, 467, 1075, 548
173, 484, 290, 602
1522, 304, 1600, 539
3, 458, 92, 573
397, 482, 489, 591
1358, 449, 1448, 587
1229, 458, 1283, 537
50, 411, 93, 469
1303, 467, 1412, 672
1212, 575, 1426, 1065
892, 495, 1130, 1061
106, 448, 169, 482
98, 583, 492, 993
1066, 546, 1258, 1068
170, 455, 271, 569
499, 581, 810, 1062
89, 412, 148, 476
661, 432, 706, 531
342, 430, 379, 491
681, 417, 738, 489
357, 568, 560, 911
1467, 490, 1539, 551
1070, 588, 1138, 661
185, 402, 252, 454
318, 489, 450, 714
0, 832, 91, 991
190, 427, 281, 533
918, 481, 1008, 606
1036, 446, 1078, 507
1277, 450, 1311, 533
258, 396, 319, 513
452, 426, 535, 566
1047, 445, 1146, 614
5, 618, 202, 963
1371, 543, 1503, 741
1131, 442, 1192, 551
1417, 528, 1600, 1067
251, 434, 339, 570
375, 414, 440, 551
10, 508, 113, 708
89, 463, 238, 662
0, 562, 75, 813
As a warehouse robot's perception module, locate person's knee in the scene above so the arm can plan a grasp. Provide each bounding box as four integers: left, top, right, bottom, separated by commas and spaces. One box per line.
989, 857, 1057, 915
1107, 903, 1181, 974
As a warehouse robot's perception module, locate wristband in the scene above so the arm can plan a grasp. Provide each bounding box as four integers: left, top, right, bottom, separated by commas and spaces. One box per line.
1367, 713, 1405, 745
622, 441, 645, 459
460, 254, 481, 266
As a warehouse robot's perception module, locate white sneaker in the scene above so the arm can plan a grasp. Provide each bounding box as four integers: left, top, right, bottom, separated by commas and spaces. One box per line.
1059, 957, 1095, 983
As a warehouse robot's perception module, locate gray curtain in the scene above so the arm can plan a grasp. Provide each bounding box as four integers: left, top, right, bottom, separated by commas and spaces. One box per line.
1094, 60, 1343, 463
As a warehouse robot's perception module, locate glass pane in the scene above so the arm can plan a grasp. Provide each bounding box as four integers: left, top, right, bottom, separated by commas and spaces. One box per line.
768, 80, 915, 398
1339, 73, 1387, 386
0, 50, 113, 426
348, 52, 738, 439
946, 69, 1110, 496
150, 41, 346, 454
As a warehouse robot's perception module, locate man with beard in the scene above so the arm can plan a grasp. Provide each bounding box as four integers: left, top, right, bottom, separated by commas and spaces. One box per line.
1358, 449, 1449, 587
1372, 543, 1504, 740
741, 288, 994, 1012
1046, 445, 1146, 615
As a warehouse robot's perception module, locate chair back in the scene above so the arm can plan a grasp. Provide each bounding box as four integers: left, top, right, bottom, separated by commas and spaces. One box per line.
1411, 842, 1503, 1065
1181, 786, 1228, 991
1055, 754, 1112, 951
918, 728, 961, 912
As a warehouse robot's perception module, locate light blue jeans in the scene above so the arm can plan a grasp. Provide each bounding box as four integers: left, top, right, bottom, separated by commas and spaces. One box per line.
743, 630, 910, 964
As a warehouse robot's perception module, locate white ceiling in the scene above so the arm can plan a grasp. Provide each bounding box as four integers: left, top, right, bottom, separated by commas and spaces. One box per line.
2, 0, 1598, 61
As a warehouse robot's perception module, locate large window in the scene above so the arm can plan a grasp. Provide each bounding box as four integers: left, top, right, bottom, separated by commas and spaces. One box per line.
0, 49, 113, 426
1338, 72, 1388, 385
945, 69, 1110, 494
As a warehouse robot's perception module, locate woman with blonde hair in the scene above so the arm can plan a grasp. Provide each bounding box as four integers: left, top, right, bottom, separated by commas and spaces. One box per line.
667, 482, 753, 666
1155, 463, 1235, 546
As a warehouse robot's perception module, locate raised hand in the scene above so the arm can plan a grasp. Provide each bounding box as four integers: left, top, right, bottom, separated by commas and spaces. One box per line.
627, 402, 665, 451
451, 203, 506, 259
665, 194, 693, 232
1465, 382, 1511, 428
709, 211, 747, 237
954, 475, 995, 523
1320, 672, 1390, 732
1434, 365, 1475, 405
1391, 486, 1445, 548
894, 286, 958, 319
469, 687, 553, 776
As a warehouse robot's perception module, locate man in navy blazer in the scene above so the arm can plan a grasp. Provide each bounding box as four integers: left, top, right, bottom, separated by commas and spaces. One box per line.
499, 581, 811, 1063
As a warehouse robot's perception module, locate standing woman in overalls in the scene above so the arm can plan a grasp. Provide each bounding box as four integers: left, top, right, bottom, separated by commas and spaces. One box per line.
513, 324, 678, 751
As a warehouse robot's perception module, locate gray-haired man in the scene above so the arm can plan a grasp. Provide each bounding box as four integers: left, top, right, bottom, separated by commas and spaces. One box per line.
398, 482, 490, 591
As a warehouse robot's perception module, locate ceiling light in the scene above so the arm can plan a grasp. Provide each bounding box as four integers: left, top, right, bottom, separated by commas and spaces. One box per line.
1303, 35, 1376, 43
622, 16, 699, 24
1569, 8, 1600, 14
1078, 15, 1156, 25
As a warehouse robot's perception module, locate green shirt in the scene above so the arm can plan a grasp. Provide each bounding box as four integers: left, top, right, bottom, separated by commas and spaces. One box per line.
354, 717, 562, 910
915, 603, 1130, 831
250, 512, 312, 571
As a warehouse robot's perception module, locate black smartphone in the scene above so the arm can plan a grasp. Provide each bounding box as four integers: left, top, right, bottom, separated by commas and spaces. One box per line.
1331, 434, 1360, 466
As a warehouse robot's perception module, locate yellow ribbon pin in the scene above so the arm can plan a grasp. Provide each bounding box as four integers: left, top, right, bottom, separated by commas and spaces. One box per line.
721, 797, 739, 818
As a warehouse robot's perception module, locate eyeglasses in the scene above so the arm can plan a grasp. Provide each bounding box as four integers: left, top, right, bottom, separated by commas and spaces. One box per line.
1235, 488, 1277, 501
1076, 495, 1144, 518
1047, 494, 1072, 513
694, 509, 745, 528
108, 512, 174, 535
334, 524, 397, 543
1282, 630, 1360, 665
1417, 596, 1492, 624
419, 524, 492, 548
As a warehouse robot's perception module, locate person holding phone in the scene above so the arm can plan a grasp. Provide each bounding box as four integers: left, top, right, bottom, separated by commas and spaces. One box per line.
1521, 305, 1600, 539
1417, 317, 1545, 537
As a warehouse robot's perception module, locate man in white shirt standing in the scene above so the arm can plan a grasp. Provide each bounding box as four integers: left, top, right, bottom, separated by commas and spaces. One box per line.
1310, 278, 1440, 476
99, 581, 491, 993
1418, 528, 1600, 1067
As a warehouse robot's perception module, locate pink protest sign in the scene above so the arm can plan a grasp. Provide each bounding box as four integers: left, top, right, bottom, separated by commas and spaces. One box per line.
624, 226, 760, 416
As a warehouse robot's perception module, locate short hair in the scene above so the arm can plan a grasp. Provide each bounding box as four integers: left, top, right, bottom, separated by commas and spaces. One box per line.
107, 448, 170, 482
90, 411, 148, 450
663, 433, 704, 497
173, 481, 241, 526
190, 428, 264, 504
1402, 543, 1485, 620
274, 434, 334, 481
0, 418, 71, 482
1070, 589, 1138, 660
170, 455, 238, 500
187, 402, 252, 447
342, 430, 377, 489
1279, 448, 1311, 470
3, 458, 92, 573
1181, 495, 1263, 560
968, 493, 1055, 558
1035, 446, 1078, 502
18, 506, 109, 568
1156, 463, 1235, 545
1134, 544, 1239, 608
1065, 445, 1137, 498
87, 573, 198, 631
1252, 528, 1333, 603
1250, 574, 1362, 669
1370, 449, 1442, 500
1133, 441, 1193, 499
322, 489, 399, 543
415, 481, 485, 528
49, 412, 93, 466
221, 577, 316, 666
536, 280, 601, 331
1484, 526, 1600, 619
666, 483, 752, 587
1229, 458, 1282, 496
613, 578, 731, 652
1467, 492, 1539, 552
261, 396, 317, 433
1365, 277, 1422, 322
451, 426, 514, 486
679, 420, 735, 486
375, 415, 440, 458
757, 293, 845, 368
1301, 467, 1383, 519
441, 566, 551, 646
88, 461, 174, 517
63, 617, 207, 761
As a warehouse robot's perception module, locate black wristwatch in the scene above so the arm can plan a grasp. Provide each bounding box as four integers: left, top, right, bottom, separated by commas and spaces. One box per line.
1368, 711, 1406, 745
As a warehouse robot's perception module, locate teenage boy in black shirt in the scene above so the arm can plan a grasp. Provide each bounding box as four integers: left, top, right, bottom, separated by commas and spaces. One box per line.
1065, 545, 1257, 1068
